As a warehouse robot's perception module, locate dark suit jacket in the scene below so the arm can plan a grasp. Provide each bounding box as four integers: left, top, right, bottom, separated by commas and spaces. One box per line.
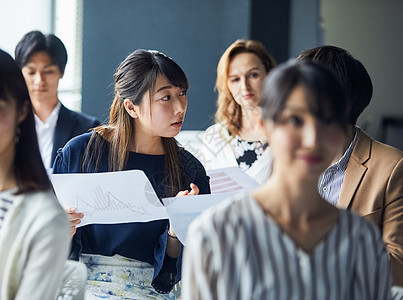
51, 104, 101, 163
338, 128, 403, 285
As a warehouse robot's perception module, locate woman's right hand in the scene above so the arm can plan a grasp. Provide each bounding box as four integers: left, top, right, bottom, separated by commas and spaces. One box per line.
64, 207, 84, 237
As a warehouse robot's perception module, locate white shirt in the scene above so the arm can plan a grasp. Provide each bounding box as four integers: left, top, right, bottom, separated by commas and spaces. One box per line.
34, 102, 61, 169
182, 193, 392, 300
0, 188, 16, 231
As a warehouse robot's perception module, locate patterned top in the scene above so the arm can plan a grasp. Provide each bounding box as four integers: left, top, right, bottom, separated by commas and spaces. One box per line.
201, 123, 272, 184
182, 192, 392, 300
0, 188, 15, 231
231, 137, 268, 172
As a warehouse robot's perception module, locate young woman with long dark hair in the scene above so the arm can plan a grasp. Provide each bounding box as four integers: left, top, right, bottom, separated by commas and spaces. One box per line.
53, 49, 210, 299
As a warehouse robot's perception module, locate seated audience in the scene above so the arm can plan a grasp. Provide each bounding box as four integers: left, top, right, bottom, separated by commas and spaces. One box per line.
201, 39, 276, 184
298, 45, 403, 285
182, 61, 391, 299
14, 30, 100, 171
0, 49, 70, 299
53, 49, 210, 299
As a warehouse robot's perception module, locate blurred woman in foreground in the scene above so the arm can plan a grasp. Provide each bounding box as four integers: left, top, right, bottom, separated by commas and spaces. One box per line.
183, 61, 391, 299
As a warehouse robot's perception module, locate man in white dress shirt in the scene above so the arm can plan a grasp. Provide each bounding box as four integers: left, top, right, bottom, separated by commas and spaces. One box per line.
15, 31, 100, 171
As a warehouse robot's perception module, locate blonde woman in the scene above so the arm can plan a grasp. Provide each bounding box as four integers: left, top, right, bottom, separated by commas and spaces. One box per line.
201, 39, 276, 183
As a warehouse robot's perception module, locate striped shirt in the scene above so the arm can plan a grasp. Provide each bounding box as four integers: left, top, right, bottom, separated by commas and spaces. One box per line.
0, 188, 16, 231
182, 193, 392, 300
318, 127, 359, 206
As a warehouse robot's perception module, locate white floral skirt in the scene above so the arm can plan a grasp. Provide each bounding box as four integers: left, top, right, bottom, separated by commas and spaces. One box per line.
81, 254, 178, 299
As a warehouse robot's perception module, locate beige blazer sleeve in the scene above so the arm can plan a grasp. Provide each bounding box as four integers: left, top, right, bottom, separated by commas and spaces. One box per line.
338, 129, 403, 286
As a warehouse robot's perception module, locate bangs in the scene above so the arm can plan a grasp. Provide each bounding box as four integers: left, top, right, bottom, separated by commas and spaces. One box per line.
301, 75, 347, 128
0, 50, 30, 108
0, 74, 29, 108
155, 54, 188, 90
260, 60, 348, 129
0, 62, 10, 101
0, 83, 8, 102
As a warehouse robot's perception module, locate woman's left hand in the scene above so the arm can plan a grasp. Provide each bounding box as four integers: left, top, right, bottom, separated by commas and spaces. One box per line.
176, 183, 199, 197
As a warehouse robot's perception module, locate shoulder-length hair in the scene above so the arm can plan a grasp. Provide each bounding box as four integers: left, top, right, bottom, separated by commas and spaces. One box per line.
260, 60, 348, 131
0, 49, 51, 194
83, 49, 188, 196
215, 39, 276, 137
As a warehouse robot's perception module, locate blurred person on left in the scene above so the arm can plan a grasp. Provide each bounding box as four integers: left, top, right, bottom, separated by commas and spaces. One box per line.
0, 49, 70, 299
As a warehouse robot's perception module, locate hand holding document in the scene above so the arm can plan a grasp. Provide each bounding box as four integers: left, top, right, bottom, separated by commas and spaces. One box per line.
163, 192, 235, 244
163, 167, 259, 244
50, 167, 259, 242
50, 170, 168, 227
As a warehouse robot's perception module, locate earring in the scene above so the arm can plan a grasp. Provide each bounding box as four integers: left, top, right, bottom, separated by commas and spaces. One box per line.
15, 127, 21, 144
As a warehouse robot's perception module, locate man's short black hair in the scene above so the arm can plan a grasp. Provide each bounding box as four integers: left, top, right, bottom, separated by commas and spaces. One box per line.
15, 30, 68, 74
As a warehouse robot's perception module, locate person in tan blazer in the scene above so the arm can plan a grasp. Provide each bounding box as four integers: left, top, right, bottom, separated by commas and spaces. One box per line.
299, 46, 403, 286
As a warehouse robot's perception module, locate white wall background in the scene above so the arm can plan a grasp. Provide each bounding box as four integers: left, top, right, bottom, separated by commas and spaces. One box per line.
321, 0, 403, 139
0, 0, 52, 56
0, 0, 81, 111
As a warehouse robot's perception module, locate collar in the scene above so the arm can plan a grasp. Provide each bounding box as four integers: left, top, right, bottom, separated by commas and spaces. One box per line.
34, 101, 61, 126
329, 126, 359, 172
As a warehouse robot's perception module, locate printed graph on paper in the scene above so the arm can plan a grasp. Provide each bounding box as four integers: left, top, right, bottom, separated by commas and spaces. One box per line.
74, 186, 149, 217
207, 167, 259, 194
50, 170, 169, 226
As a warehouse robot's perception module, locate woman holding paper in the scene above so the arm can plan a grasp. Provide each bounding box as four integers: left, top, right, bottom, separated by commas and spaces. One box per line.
201, 39, 276, 184
182, 61, 391, 299
0, 49, 70, 299
53, 49, 210, 299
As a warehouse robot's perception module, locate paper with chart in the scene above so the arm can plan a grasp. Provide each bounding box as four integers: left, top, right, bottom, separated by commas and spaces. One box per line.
50, 170, 168, 227
50, 167, 258, 232
207, 166, 259, 194
163, 167, 259, 245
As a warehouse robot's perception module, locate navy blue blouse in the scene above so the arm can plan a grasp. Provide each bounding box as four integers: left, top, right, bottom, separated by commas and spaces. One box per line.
52, 132, 210, 292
